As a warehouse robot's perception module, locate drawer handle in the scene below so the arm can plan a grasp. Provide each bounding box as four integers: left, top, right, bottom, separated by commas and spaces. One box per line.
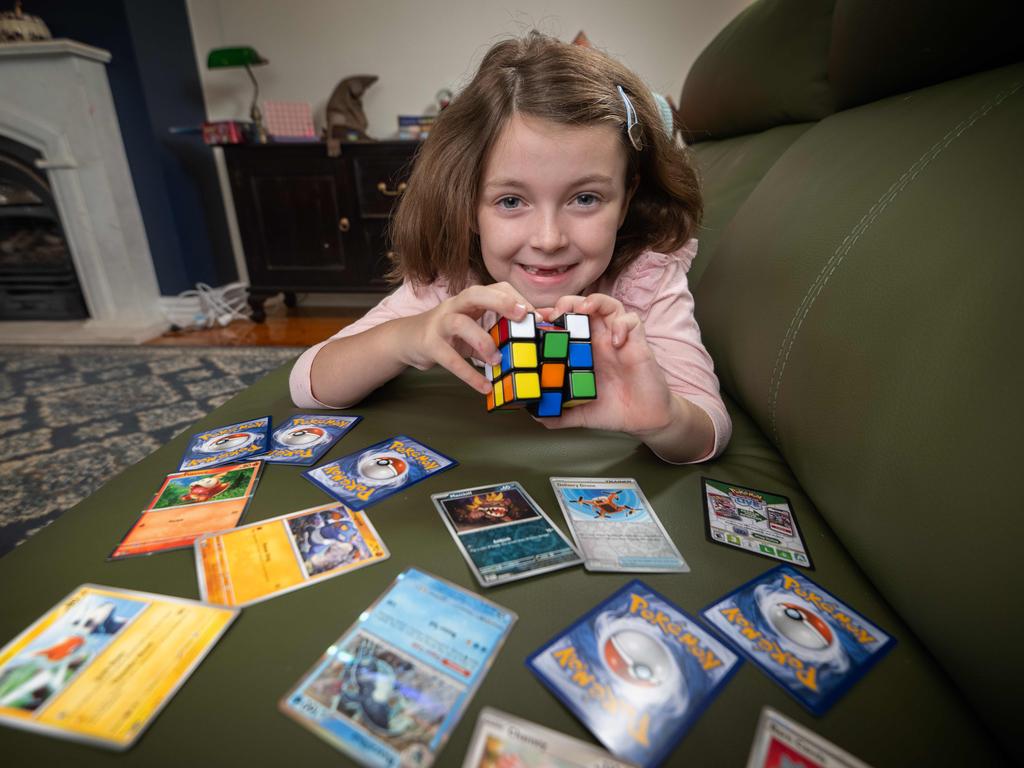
338, 217, 350, 232
377, 181, 407, 197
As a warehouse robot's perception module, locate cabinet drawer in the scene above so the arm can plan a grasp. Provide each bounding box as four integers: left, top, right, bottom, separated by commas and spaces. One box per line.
351, 147, 418, 217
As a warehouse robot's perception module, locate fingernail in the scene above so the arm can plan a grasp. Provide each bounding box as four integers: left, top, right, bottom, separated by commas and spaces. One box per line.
515, 303, 528, 316
490, 353, 501, 365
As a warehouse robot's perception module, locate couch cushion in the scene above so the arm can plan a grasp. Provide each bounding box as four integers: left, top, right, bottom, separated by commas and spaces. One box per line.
694, 62, 1024, 760
829, 0, 1023, 110
688, 123, 814, 287
679, 0, 836, 143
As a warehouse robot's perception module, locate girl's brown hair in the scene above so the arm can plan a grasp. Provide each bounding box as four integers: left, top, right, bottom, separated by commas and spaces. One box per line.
389, 31, 702, 292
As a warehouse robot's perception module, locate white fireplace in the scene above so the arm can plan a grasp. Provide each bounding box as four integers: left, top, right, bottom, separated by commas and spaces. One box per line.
0, 39, 167, 343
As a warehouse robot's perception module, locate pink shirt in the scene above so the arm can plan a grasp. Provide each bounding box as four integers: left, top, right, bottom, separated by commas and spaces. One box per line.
289, 239, 731, 462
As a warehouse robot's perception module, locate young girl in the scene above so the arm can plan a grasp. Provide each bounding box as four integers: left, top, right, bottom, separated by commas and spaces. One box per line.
290, 32, 730, 464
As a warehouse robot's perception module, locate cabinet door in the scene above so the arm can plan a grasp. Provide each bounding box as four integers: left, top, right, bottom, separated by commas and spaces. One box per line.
226, 147, 363, 290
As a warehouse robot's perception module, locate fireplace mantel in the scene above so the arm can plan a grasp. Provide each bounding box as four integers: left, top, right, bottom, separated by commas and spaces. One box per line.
0, 39, 167, 343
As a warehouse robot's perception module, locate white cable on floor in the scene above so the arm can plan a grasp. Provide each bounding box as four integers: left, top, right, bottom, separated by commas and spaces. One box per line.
161, 281, 252, 330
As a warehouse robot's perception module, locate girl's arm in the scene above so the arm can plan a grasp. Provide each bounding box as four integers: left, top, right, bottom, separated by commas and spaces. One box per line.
306, 283, 534, 408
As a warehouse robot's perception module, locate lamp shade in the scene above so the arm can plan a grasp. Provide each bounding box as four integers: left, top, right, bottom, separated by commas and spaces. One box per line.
207, 46, 268, 69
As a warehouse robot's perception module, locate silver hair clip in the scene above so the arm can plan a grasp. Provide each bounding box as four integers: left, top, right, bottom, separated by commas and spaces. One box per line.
617, 85, 643, 150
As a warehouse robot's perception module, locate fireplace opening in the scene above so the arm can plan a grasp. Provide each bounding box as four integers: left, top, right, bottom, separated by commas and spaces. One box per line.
0, 136, 87, 320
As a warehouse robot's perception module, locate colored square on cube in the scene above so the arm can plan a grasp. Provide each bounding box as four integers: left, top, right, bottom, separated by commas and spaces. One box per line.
569, 370, 596, 399
558, 313, 591, 340
540, 363, 565, 389
493, 382, 504, 408
530, 391, 563, 417
509, 314, 536, 338
513, 372, 541, 400
500, 344, 513, 374
511, 341, 537, 369
502, 376, 514, 403
541, 331, 569, 359
568, 342, 593, 368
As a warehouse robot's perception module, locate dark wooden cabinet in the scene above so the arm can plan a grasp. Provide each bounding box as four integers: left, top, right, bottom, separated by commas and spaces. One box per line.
224, 142, 419, 320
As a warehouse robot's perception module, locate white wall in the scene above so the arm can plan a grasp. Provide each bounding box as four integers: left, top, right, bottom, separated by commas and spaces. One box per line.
187, 0, 750, 138
185, 0, 750, 290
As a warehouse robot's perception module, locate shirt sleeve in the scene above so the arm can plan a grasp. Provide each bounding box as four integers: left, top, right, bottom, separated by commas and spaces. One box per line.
611, 241, 732, 463
288, 281, 449, 408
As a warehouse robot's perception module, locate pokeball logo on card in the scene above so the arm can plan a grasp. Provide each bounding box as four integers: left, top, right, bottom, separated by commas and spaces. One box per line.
768, 602, 834, 650
278, 426, 327, 447
597, 618, 682, 704
356, 452, 409, 485
200, 432, 255, 453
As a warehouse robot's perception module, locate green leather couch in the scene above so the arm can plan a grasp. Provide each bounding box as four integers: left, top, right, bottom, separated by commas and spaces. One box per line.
0, 1, 1019, 765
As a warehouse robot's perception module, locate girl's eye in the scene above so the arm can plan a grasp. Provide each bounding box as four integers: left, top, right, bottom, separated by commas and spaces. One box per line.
498, 196, 521, 210
575, 193, 599, 207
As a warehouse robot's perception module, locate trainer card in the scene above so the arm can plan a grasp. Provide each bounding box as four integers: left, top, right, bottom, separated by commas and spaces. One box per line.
196, 501, 389, 608
109, 461, 263, 559
702, 566, 895, 716
527, 580, 740, 767
702, 478, 813, 569
177, 416, 271, 471
261, 414, 362, 465
550, 477, 688, 572
432, 481, 581, 587
746, 707, 873, 768
303, 435, 457, 511
280, 568, 516, 768
461, 707, 635, 768
0, 584, 237, 750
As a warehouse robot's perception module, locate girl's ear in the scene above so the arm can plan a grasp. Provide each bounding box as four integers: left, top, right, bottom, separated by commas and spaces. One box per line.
618, 174, 640, 229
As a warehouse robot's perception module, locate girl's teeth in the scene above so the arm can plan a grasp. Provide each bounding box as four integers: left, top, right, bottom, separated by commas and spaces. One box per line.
524, 265, 568, 275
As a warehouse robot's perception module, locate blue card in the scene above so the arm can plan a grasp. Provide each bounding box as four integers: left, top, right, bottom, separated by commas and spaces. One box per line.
302, 435, 457, 510
280, 568, 516, 767
701, 565, 895, 715
527, 580, 741, 767
261, 414, 362, 465
177, 416, 271, 471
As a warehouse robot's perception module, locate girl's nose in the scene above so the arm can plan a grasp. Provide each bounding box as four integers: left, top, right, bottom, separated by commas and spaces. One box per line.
530, 211, 569, 254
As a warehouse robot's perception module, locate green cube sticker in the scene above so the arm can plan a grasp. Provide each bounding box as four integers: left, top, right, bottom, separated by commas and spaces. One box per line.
570, 370, 596, 398
542, 331, 569, 358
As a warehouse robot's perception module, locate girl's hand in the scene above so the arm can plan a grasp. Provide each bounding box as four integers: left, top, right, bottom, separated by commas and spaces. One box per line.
402, 282, 534, 395
537, 294, 675, 435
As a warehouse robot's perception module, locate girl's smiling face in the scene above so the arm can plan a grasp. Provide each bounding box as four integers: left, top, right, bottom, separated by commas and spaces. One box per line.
477, 114, 633, 308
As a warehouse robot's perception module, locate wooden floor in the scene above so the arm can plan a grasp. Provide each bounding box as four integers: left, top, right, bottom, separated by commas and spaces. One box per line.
146, 304, 366, 347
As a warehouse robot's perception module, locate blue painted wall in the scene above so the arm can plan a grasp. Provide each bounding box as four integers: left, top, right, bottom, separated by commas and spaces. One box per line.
25, 0, 236, 294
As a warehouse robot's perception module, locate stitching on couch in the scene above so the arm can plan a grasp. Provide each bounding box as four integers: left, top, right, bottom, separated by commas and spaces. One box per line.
767, 81, 1022, 444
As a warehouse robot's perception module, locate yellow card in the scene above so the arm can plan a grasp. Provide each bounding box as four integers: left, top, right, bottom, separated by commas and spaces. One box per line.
0, 584, 237, 750
195, 502, 389, 608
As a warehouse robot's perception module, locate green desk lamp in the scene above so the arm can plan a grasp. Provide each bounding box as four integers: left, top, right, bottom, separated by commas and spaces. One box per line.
207, 46, 269, 143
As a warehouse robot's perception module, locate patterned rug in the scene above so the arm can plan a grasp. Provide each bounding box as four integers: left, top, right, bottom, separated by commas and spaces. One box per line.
0, 345, 302, 557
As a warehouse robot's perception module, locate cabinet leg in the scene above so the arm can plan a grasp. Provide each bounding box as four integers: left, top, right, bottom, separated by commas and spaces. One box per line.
248, 292, 270, 323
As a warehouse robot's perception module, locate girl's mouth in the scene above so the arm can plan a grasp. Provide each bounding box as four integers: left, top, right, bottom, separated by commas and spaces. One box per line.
518, 263, 575, 278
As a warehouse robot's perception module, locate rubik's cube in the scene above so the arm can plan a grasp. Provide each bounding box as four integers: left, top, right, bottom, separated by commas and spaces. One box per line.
484, 312, 596, 417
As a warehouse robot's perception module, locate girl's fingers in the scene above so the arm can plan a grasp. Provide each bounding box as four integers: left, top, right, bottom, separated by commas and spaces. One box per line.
577, 293, 624, 318
434, 344, 493, 394
453, 284, 534, 320
446, 313, 501, 364
609, 311, 641, 347
549, 295, 587, 319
